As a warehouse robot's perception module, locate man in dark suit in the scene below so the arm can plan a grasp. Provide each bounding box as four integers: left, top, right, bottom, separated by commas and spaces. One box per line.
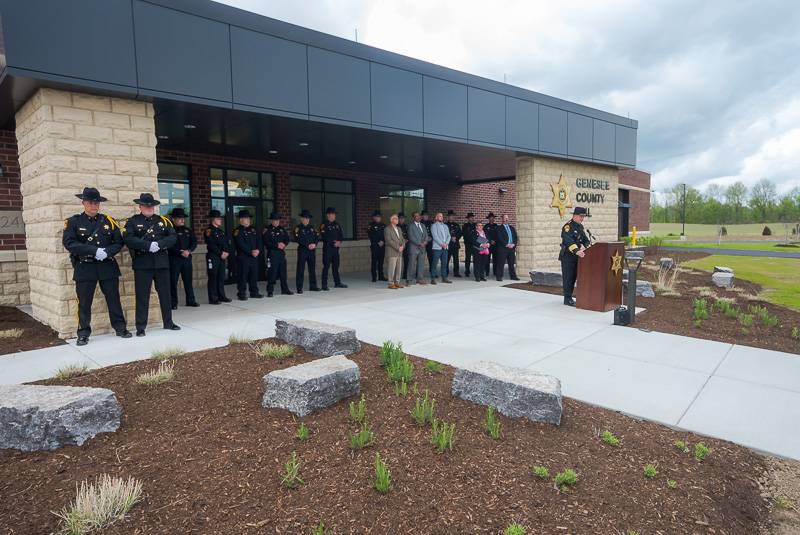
367, 210, 387, 282
319, 206, 348, 290
62, 187, 131, 345
123, 193, 180, 336
167, 207, 198, 310
494, 214, 520, 281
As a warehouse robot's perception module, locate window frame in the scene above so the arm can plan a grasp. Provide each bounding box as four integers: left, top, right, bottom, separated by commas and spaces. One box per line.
156, 161, 192, 221
290, 174, 356, 240
379, 183, 428, 216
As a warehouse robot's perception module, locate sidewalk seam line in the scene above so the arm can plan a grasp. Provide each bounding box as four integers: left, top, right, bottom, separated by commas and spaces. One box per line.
675, 344, 735, 426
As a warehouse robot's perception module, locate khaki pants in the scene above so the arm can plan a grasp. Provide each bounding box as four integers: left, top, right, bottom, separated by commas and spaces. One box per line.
386, 256, 403, 284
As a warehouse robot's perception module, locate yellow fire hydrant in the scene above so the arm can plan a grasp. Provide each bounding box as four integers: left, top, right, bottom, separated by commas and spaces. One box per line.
631, 226, 637, 247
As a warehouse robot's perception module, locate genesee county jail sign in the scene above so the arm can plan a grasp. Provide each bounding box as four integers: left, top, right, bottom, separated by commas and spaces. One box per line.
549, 174, 609, 217
0, 211, 25, 234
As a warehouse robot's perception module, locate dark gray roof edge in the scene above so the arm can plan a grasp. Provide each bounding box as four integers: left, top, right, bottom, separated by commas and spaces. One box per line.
144, 0, 637, 129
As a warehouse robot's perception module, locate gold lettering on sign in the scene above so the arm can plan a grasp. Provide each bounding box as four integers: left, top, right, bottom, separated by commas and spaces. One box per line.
549, 174, 573, 218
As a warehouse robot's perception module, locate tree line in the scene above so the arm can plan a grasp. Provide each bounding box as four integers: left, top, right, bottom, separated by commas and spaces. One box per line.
651, 179, 800, 225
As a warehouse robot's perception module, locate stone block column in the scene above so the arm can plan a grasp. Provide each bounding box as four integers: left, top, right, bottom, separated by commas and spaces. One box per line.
516, 155, 619, 275
15, 88, 159, 338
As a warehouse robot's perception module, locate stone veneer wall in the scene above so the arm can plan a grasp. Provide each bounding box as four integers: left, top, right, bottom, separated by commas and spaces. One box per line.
516, 156, 619, 273
0, 251, 30, 306
15, 88, 160, 338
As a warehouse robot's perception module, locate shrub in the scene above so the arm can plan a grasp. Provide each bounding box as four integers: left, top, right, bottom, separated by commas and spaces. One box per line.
738, 313, 754, 329
749, 304, 778, 327
666, 479, 677, 489
424, 360, 444, 373
394, 379, 408, 397
252, 341, 294, 360
643, 464, 658, 478
792, 326, 800, 339
713, 297, 737, 315
554, 469, 578, 490
532, 465, 550, 479
410, 390, 436, 426
55, 363, 91, 380
0, 328, 23, 338
601, 430, 620, 447
655, 263, 680, 292
281, 451, 304, 488
692, 298, 709, 322
228, 333, 253, 345
378, 340, 403, 368
694, 442, 711, 461
504, 523, 527, 535
720, 226, 728, 236
373, 453, 391, 493
387, 355, 414, 384
296, 422, 310, 442
674, 440, 689, 453
311, 520, 331, 535
55, 475, 143, 535
762, 225, 772, 236
150, 346, 185, 361
135, 360, 175, 386
349, 395, 366, 424
349, 422, 375, 450
484, 406, 502, 440
430, 419, 456, 454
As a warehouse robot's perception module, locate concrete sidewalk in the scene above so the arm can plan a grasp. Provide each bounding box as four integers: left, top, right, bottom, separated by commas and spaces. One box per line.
2, 273, 798, 459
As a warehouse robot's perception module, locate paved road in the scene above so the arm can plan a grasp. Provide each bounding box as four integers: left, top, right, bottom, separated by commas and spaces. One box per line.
662, 246, 800, 258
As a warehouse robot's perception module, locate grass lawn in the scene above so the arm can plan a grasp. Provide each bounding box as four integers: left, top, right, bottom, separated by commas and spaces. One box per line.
683, 255, 800, 310
664, 241, 799, 252
651, 222, 792, 238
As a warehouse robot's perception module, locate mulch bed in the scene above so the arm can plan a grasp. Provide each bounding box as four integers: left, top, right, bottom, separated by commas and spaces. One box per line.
0, 305, 64, 354
0, 340, 771, 534
506, 250, 800, 355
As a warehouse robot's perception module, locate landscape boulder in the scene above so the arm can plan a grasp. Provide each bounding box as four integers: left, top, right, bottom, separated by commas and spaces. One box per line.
0, 385, 122, 451
275, 319, 360, 356
659, 257, 674, 270
711, 272, 735, 288
529, 270, 562, 287
623, 279, 655, 298
452, 361, 562, 426
713, 266, 734, 274
262, 355, 360, 417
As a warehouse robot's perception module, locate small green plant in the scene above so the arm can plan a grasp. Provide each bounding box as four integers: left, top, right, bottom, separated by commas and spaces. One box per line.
792, 326, 800, 339
601, 430, 620, 447
693, 318, 702, 328
394, 379, 408, 397
430, 418, 455, 454
349, 422, 375, 450
674, 440, 689, 453
694, 442, 711, 461
713, 297, 737, 317
55, 475, 143, 535
424, 360, 444, 373
666, 479, 677, 489
410, 390, 436, 426
484, 406, 502, 440
738, 313, 754, 329
554, 468, 578, 491
532, 465, 549, 479
774, 496, 795, 510
227, 333, 253, 345
724, 305, 740, 319
378, 340, 403, 367
504, 523, 527, 535
692, 298, 709, 322
281, 451, 304, 489
296, 422, 310, 442
311, 520, 331, 535
150, 346, 185, 361
387, 355, 414, 384
349, 395, 366, 424
411, 382, 418, 395
135, 360, 175, 386
253, 341, 294, 360
54, 363, 91, 380
643, 464, 658, 478
749, 304, 778, 327
373, 453, 391, 493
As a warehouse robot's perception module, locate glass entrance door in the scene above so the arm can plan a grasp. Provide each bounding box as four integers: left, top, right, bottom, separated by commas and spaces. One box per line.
226, 200, 266, 282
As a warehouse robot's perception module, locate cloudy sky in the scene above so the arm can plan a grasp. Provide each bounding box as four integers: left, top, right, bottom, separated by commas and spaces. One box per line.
219, 0, 800, 196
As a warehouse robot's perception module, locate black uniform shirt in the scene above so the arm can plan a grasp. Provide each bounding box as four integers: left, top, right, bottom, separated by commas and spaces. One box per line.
294, 223, 319, 248
123, 214, 176, 270
462, 222, 477, 244
263, 225, 290, 253
319, 220, 344, 245
559, 220, 591, 260
367, 221, 386, 246
62, 212, 123, 281
168, 225, 197, 257
204, 225, 230, 257
398, 222, 409, 241
447, 221, 463, 245
422, 220, 433, 247
233, 225, 262, 258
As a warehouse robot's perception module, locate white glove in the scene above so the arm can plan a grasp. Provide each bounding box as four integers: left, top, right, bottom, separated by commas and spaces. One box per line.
148, 242, 160, 253
94, 248, 107, 261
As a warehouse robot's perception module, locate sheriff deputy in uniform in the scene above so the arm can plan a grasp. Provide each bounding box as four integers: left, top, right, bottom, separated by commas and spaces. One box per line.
421, 210, 434, 267
397, 212, 409, 281
559, 206, 592, 307
368, 210, 387, 282
62, 187, 131, 345
205, 209, 232, 305
484, 212, 499, 278
445, 209, 463, 277
461, 212, 477, 277
123, 193, 180, 336
233, 209, 264, 300
319, 206, 348, 291
263, 211, 292, 297
167, 207, 198, 310
294, 209, 321, 293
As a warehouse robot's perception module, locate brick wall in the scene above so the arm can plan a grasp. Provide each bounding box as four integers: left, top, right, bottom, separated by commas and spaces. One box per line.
618, 169, 651, 233
0, 129, 24, 250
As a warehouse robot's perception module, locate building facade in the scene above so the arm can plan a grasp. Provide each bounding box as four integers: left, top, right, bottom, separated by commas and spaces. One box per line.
0, 0, 641, 338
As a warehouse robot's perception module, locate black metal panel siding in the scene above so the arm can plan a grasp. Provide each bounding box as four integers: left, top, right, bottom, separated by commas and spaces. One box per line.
506, 97, 539, 151
539, 106, 568, 155
370, 63, 423, 132
593, 119, 615, 162
423, 76, 468, 139
468, 87, 505, 145
133, 1, 232, 102
230, 26, 308, 115
567, 112, 592, 159
615, 125, 637, 166
308, 47, 371, 125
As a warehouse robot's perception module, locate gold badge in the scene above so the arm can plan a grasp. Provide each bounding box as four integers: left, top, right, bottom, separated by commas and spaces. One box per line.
610, 250, 623, 275
549, 174, 573, 218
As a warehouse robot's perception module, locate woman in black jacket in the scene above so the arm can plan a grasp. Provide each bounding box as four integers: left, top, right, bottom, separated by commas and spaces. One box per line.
472, 222, 491, 282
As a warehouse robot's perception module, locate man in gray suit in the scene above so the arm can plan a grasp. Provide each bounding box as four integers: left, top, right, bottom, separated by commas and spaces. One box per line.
406, 211, 429, 285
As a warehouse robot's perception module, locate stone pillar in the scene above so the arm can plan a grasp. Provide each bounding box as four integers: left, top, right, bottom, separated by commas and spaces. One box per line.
516, 155, 619, 274
15, 88, 159, 338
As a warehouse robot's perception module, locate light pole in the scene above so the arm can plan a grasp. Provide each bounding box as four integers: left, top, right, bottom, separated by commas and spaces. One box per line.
681, 183, 687, 237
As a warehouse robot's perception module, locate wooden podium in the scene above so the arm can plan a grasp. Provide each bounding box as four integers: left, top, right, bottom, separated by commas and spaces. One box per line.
576, 241, 624, 312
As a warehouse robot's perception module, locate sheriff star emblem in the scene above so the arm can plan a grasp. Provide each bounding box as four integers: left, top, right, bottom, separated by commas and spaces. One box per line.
610, 250, 623, 275
549, 174, 573, 218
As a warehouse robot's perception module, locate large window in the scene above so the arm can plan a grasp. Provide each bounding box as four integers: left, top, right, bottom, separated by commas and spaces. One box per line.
379, 184, 426, 217
210, 167, 275, 231
157, 162, 191, 224
290, 176, 354, 239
